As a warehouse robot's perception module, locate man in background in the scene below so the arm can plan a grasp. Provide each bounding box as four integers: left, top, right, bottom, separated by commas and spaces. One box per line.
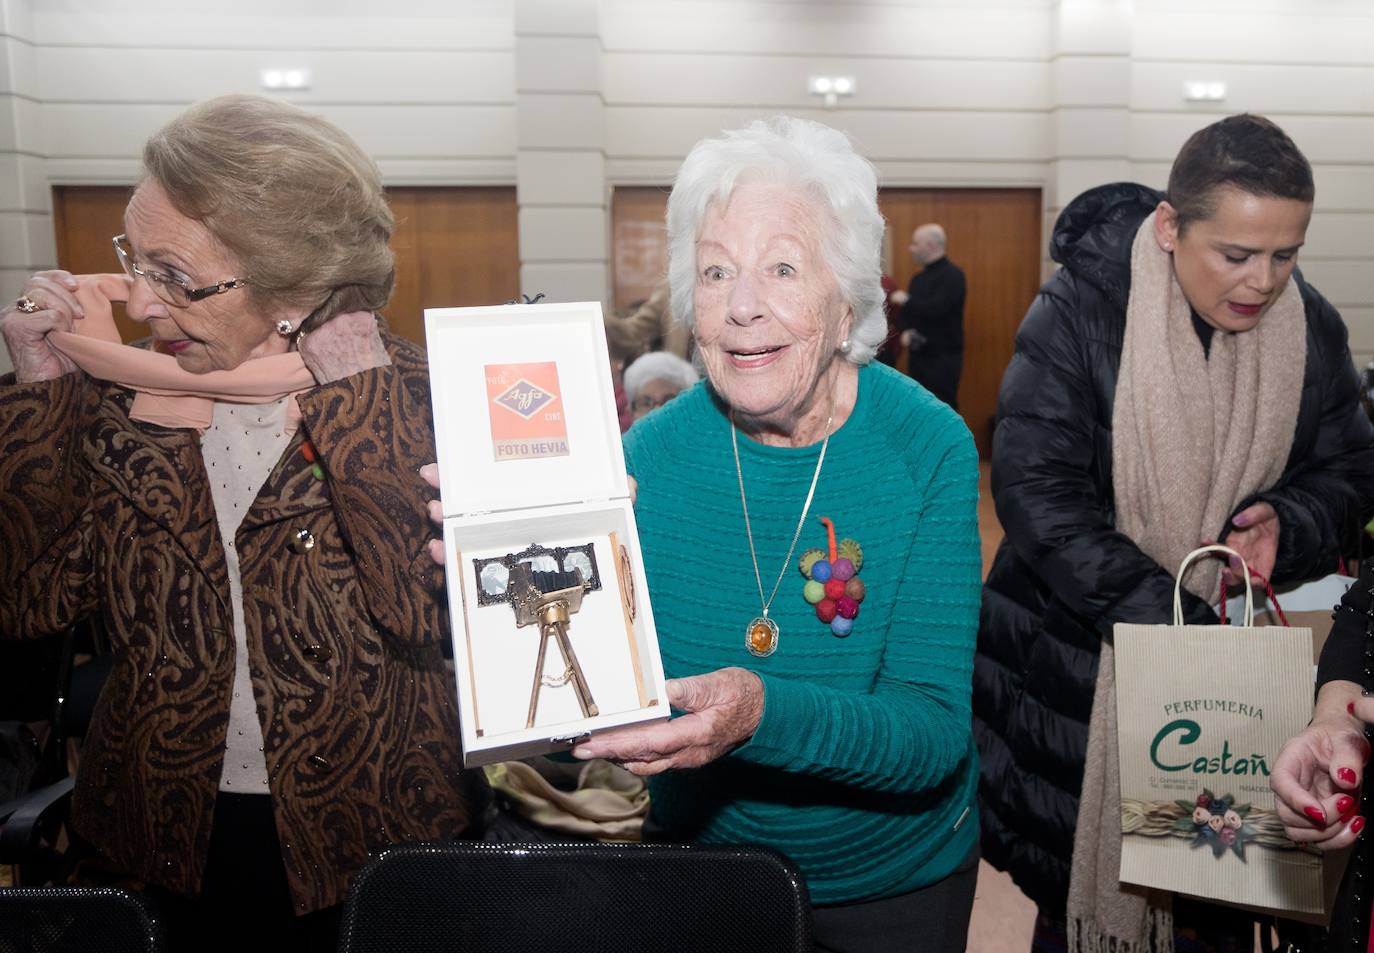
897, 223, 966, 409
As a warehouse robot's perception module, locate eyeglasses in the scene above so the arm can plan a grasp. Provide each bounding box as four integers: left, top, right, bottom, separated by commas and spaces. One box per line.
631, 392, 678, 413
112, 234, 248, 308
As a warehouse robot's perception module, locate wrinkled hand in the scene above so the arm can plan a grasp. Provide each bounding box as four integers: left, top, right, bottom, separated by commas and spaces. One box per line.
0, 270, 83, 382
570, 668, 764, 775
1270, 682, 1369, 849
1221, 501, 1279, 585
297, 310, 389, 384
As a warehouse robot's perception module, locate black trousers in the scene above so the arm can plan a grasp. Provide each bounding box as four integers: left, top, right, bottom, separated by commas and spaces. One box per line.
811, 843, 980, 953
145, 792, 341, 953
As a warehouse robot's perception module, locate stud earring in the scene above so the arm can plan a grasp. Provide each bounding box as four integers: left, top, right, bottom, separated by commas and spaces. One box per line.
838, 339, 852, 354
275, 319, 294, 336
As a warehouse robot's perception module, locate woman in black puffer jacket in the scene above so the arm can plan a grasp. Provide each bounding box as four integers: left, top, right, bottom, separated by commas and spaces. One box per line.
973, 116, 1374, 951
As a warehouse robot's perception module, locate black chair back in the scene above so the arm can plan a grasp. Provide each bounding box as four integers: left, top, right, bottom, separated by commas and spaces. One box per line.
0, 633, 73, 796
339, 841, 812, 953
0, 886, 163, 952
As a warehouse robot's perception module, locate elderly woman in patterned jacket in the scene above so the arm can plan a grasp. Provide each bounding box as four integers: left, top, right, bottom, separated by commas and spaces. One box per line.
0, 95, 485, 951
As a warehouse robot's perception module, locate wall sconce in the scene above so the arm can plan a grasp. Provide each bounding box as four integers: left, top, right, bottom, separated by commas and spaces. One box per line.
261, 68, 312, 91
1182, 81, 1226, 102
808, 75, 856, 108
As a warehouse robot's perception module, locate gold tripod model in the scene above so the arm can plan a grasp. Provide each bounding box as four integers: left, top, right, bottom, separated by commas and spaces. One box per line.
509, 563, 600, 729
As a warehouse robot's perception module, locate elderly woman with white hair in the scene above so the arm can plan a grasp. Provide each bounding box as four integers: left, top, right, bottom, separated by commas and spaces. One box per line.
622, 350, 700, 420
571, 117, 983, 951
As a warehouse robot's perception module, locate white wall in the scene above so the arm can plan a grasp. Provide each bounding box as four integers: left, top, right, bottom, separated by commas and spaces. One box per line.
601, 0, 1053, 189
30, 0, 517, 187
0, 0, 50, 360
2, 0, 1373, 376
1128, 0, 1374, 366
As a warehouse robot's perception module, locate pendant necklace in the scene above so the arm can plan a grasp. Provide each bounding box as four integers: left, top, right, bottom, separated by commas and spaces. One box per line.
732, 392, 834, 658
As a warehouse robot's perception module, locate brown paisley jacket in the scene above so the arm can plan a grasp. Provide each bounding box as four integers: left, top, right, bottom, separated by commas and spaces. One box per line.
0, 328, 486, 913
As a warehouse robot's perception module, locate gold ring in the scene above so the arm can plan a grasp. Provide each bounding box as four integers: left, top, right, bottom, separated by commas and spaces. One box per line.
14, 295, 40, 313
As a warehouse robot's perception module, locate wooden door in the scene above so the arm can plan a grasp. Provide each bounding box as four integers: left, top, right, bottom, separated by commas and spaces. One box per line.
611, 186, 671, 312
52, 186, 136, 337
386, 186, 519, 343
881, 189, 1042, 456
607, 185, 1043, 456
50, 185, 520, 348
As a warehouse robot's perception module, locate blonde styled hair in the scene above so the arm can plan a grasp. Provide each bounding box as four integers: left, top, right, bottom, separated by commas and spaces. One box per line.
142, 94, 394, 328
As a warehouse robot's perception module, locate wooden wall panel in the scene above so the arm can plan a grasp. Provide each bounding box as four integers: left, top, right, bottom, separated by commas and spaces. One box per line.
386, 186, 519, 344
52, 185, 136, 338
51, 185, 520, 348
607, 184, 1043, 457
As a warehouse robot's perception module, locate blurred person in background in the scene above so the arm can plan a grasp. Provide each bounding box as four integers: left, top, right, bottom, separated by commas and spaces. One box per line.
619, 277, 692, 361
623, 350, 699, 422
896, 223, 965, 409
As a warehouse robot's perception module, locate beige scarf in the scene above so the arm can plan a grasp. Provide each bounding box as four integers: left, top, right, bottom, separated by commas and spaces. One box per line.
1066, 212, 1306, 953
44, 273, 316, 432
484, 760, 649, 841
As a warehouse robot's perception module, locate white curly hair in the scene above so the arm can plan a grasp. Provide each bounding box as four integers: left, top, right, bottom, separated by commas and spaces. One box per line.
665, 116, 887, 365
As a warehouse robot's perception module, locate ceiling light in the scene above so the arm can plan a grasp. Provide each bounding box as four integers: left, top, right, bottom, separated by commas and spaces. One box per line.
261, 68, 312, 91
807, 75, 856, 108
1183, 80, 1226, 102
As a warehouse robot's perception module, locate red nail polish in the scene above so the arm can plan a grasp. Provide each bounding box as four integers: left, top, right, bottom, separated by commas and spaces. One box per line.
1304, 805, 1328, 824
1351, 815, 1366, 835
1350, 702, 1358, 715
1337, 796, 1356, 816
1339, 767, 1358, 786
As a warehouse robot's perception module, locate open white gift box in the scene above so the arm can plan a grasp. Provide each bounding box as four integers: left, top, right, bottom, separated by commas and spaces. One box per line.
426, 301, 668, 767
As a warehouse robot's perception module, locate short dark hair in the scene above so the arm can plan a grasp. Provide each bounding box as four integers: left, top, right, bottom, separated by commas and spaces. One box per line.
1166, 114, 1314, 233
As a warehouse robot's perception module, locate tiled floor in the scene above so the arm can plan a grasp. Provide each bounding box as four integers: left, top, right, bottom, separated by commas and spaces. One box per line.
967, 462, 1039, 952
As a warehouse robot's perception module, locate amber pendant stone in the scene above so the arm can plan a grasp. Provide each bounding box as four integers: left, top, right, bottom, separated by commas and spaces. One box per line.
746, 617, 779, 658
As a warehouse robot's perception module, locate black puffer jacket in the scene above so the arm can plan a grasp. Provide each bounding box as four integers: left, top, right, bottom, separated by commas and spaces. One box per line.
973, 182, 1374, 912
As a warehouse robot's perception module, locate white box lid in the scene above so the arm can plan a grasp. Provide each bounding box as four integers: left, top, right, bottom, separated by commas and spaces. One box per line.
426, 301, 630, 517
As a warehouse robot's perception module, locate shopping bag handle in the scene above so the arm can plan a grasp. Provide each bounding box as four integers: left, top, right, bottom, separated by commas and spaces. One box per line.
1174, 544, 1252, 626
1216, 569, 1291, 628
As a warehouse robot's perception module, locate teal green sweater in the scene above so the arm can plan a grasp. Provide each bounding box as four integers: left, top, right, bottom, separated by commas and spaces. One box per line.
624, 361, 982, 905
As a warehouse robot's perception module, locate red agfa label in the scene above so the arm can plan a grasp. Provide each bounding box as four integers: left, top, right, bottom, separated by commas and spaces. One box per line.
484, 362, 570, 461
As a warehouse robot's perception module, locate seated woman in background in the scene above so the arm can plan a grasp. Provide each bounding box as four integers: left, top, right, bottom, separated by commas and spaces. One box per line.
0, 94, 486, 952
973, 113, 1374, 952
622, 350, 699, 421
454, 116, 985, 953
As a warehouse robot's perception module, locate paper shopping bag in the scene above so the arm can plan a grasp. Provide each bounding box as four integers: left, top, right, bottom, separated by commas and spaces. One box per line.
1113, 545, 1337, 920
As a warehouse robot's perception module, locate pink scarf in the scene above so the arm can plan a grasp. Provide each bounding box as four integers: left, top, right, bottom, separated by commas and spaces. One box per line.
46, 274, 316, 432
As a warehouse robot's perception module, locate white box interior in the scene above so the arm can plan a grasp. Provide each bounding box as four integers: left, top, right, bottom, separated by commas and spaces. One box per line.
426, 302, 628, 517
444, 499, 667, 766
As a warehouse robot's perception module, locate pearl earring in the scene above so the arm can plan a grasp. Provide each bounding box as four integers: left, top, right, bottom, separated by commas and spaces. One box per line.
275, 319, 294, 336
838, 339, 852, 354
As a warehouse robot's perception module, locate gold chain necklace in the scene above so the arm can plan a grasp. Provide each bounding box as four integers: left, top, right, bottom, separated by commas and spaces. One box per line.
732, 400, 834, 658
